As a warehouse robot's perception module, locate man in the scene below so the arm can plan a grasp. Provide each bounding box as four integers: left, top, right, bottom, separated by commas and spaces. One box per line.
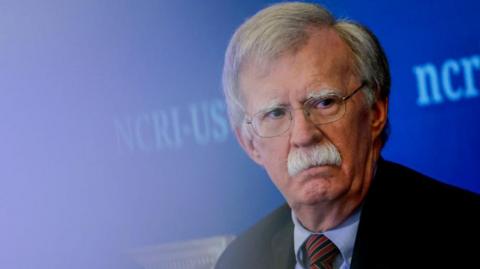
216, 2, 480, 269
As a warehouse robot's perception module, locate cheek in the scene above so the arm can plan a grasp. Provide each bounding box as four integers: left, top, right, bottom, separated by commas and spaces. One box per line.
328, 109, 372, 162
347, 122, 371, 146
352, 109, 374, 145
255, 136, 289, 159
254, 138, 290, 179
346, 118, 374, 172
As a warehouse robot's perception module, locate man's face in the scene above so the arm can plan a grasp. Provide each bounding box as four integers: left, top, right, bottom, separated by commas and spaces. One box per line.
236, 27, 387, 211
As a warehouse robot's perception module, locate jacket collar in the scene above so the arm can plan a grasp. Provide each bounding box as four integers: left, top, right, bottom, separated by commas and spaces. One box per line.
271, 217, 295, 269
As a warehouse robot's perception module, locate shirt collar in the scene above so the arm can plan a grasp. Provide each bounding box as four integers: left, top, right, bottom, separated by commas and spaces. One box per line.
291, 207, 361, 267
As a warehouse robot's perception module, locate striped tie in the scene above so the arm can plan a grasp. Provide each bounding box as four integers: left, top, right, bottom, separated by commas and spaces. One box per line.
304, 234, 339, 269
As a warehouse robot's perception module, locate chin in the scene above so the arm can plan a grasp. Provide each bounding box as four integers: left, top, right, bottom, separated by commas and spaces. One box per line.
293, 179, 333, 205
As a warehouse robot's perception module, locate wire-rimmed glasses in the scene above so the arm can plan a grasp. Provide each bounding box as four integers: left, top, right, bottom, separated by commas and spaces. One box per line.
245, 82, 367, 138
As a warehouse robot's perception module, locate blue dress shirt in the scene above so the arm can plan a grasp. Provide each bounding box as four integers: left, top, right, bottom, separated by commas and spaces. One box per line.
292, 208, 361, 269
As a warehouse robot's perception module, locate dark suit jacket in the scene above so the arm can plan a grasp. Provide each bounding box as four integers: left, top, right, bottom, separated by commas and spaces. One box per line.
215, 159, 480, 269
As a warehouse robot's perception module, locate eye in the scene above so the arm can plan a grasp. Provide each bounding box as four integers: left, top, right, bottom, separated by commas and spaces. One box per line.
309, 96, 340, 109
262, 107, 287, 120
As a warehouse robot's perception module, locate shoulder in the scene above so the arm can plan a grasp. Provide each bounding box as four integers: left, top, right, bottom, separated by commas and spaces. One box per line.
369, 159, 480, 219
215, 204, 292, 269
354, 159, 480, 267
375, 159, 480, 207
374, 160, 479, 237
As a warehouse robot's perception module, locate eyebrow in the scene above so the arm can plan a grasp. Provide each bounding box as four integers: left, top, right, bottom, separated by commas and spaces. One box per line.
254, 87, 341, 114
256, 98, 286, 114
306, 88, 340, 100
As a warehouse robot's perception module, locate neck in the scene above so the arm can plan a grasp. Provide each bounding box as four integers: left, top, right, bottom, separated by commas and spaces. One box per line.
292, 193, 364, 232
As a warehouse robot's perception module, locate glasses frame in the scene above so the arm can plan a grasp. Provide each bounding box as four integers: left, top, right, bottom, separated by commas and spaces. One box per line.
245, 81, 367, 138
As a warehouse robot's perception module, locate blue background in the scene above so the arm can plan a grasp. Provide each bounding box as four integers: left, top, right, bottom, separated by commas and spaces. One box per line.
1, 0, 478, 268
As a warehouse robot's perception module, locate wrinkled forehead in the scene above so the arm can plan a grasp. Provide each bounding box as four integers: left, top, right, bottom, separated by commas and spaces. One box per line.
238, 28, 357, 113
237, 56, 289, 113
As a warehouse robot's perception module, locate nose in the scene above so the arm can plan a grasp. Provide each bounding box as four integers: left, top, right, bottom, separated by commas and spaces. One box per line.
289, 109, 323, 148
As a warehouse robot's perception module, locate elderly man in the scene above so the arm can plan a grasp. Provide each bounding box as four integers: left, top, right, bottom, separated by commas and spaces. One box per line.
215, 2, 479, 269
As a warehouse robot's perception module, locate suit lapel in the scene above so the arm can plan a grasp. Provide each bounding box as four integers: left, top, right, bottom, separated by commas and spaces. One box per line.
351, 158, 397, 269
271, 220, 295, 269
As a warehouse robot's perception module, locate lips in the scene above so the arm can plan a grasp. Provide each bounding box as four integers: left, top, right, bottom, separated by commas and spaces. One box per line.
295, 164, 334, 179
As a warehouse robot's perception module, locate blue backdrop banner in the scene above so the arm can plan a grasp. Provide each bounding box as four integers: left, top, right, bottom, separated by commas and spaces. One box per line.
1, 1, 478, 268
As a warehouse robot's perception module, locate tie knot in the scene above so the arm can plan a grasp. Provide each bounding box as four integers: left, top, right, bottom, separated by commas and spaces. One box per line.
303, 234, 339, 269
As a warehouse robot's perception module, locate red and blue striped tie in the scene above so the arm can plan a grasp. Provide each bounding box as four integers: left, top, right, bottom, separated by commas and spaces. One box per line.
304, 234, 339, 269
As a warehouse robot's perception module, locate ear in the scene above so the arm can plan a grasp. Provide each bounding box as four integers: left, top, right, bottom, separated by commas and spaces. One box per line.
234, 126, 264, 166
370, 97, 388, 141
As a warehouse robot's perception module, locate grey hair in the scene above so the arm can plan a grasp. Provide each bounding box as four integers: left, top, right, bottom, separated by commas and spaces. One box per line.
223, 2, 390, 145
